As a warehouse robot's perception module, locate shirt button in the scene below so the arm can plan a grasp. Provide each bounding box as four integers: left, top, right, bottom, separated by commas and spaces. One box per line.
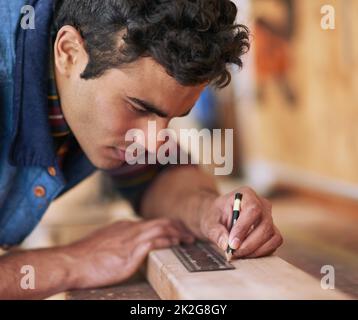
34, 186, 46, 198
47, 166, 57, 176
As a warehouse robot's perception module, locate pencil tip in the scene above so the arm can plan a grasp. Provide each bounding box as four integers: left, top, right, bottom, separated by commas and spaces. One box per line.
226, 252, 232, 262
235, 193, 243, 201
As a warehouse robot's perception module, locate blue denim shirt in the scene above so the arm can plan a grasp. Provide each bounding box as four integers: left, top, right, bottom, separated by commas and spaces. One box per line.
1, 0, 172, 247
0, 0, 98, 246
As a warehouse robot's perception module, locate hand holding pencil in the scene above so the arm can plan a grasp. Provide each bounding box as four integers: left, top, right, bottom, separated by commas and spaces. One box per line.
199, 187, 283, 260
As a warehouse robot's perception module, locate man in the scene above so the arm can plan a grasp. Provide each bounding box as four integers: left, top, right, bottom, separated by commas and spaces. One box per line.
0, 0, 283, 299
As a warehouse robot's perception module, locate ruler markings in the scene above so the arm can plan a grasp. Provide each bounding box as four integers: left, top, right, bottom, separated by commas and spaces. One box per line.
172, 241, 235, 272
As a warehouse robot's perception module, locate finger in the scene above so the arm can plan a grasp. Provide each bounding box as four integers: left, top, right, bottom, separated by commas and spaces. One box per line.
164, 219, 196, 241
206, 223, 230, 251
223, 194, 235, 229
135, 223, 192, 245
135, 225, 182, 243
162, 221, 194, 241
261, 198, 273, 212
130, 237, 179, 270
228, 202, 263, 250
89, 220, 136, 243
166, 220, 196, 241
245, 231, 283, 258
142, 218, 194, 238
141, 218, 174, 230
232, 218, 275, 258
169, 219, 196, 238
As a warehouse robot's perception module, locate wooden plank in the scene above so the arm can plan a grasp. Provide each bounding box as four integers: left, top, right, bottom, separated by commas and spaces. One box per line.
146, 249, 352, 300
272, 193, 358, 298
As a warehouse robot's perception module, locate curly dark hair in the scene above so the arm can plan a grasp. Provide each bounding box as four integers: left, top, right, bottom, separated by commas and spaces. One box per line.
53, 0, 250, 88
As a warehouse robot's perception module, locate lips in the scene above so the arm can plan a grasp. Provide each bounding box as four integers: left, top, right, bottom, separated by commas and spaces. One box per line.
115, 148, 127, 161
108, 144, 148, 163
107, 147, 126, 161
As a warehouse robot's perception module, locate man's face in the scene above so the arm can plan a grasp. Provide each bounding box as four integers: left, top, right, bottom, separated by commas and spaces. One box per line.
54, 28, 205, 170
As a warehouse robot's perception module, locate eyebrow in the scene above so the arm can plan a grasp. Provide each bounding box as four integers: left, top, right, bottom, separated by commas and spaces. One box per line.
127, 96, 193, 118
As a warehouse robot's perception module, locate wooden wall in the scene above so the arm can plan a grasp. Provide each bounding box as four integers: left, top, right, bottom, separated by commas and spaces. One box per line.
235, 0, 358, 189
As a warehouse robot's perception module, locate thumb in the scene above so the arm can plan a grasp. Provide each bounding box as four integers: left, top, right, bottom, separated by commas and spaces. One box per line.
207, 223, 229, 251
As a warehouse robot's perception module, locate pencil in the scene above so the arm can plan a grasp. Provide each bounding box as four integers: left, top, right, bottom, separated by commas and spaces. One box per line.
226, 193, 243, 261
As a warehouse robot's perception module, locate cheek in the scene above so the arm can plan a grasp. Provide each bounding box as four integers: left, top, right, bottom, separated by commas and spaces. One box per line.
93, 99, 139, 141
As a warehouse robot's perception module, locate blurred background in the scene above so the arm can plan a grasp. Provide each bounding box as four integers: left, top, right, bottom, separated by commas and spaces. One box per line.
9, 0, 357, 298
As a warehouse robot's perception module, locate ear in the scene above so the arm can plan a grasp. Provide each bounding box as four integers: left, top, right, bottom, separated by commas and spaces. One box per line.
54, 25, 87, 76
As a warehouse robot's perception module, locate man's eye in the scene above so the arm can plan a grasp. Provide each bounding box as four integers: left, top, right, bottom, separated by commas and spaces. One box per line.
128, 103, 149, 115
135, 107, 149, 114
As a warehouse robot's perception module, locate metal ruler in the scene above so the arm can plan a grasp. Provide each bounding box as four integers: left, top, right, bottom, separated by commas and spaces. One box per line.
172, 241, 235, 272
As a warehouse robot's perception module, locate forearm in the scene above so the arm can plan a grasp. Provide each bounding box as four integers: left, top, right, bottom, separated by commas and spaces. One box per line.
0, 246, 78, 300
140, 165, 219, 238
